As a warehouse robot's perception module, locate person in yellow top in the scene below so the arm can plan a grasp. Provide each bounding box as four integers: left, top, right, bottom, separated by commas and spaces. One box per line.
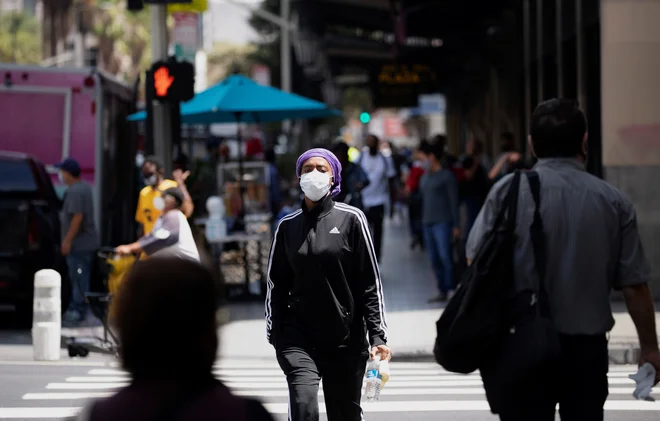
136, 155, 194, 236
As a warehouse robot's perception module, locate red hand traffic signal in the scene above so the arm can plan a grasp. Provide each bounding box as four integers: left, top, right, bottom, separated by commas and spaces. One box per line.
150, 60, 195, 102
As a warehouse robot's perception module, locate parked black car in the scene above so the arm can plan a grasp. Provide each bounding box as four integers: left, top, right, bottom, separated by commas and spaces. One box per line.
0, 151, 71, 324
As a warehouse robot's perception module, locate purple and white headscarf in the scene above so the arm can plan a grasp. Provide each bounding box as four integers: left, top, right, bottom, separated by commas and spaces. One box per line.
295, 148, 342, 197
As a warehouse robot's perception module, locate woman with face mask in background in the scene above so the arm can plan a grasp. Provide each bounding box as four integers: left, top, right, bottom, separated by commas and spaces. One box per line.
135, 155, 194, 238
266, 148, 392, 421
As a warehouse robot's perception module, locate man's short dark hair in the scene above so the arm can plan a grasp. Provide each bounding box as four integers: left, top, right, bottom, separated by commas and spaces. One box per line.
144, 155, 164, 172
162, 187, 184, 207
530, 98, 587, 158
115, 257, 219, 381
419, 139, 431, 154
428, 139, 445, 161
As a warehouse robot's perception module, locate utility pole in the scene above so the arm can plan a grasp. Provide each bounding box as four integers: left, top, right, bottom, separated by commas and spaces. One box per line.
280, 0, 291, 133
150, 4, 173, 176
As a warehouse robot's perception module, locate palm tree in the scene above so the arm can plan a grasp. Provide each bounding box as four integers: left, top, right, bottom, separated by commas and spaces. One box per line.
0, 11, 41, 64
91, 0, 151, 81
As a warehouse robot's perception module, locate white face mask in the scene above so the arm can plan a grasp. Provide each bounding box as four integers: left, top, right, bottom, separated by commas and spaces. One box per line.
153, 196, 165, 211
300, 170, 332, 202
57, 172, 65, 184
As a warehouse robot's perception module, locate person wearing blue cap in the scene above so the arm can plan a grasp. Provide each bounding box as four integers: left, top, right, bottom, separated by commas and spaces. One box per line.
265, 148, 391, 421
56, 157, 99, 324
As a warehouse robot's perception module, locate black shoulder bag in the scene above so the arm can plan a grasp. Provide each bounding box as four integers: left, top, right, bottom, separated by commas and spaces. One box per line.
480, 171, 561, 413
433, 171, 523, 374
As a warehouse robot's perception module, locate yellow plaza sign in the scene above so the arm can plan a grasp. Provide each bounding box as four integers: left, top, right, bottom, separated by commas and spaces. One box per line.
167, 0, 208, 13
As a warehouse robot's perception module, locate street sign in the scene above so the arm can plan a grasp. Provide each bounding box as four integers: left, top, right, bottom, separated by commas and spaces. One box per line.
418, 94, 446, 114
370, 63, 438, 108
251, 64, 271, 86
172, 12, 199, 63
168, 0, 207, 13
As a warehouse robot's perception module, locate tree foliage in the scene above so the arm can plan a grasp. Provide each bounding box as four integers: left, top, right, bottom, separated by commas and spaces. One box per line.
206, 42, 257, 85
0, 11, 41, 64
91, 0, 151, 81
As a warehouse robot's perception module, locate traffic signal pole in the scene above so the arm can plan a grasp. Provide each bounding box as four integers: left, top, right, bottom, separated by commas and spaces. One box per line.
150, 4, 173, 176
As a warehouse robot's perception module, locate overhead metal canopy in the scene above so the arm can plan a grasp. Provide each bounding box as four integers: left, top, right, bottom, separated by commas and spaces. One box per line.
291, 0, 521, 107
310, 0, 515, 38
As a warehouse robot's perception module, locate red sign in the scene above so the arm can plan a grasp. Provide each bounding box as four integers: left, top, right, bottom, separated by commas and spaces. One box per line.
384, 117, 407, 137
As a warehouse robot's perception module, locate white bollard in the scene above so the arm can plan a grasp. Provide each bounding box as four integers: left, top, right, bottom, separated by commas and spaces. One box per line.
205, 196, 227, 243
32, 269, 61, 361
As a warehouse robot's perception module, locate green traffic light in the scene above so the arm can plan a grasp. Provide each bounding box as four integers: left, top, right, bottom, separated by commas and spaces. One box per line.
359, 112, 371, 124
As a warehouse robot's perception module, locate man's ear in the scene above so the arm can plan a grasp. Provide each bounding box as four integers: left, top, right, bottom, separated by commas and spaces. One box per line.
582, 132, 589, 156
527, 135, 536, 158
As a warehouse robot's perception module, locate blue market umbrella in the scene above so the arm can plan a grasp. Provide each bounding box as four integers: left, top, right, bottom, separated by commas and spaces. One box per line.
127, 74, 341, 123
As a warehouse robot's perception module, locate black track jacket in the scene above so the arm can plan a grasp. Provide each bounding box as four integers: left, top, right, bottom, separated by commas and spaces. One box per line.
265, 196, 388, 349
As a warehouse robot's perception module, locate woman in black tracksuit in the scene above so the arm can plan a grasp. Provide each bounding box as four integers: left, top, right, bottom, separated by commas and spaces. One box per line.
265, 148, 391, 421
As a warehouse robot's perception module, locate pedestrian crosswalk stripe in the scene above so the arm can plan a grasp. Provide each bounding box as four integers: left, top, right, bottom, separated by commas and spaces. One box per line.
23, 392, 114, 400
46, 382, 127, 390
75, 375, 639, 385
24, 386, 643, 402
0, 408, 80, 419
2, 399, 660, 419
258, 400, 660, 414
90, 366, 643, 377
12, 361, 656, 420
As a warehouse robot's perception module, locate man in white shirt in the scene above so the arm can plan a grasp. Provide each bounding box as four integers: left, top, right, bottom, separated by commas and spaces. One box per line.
357, 134, 397, 262
115, 188, 200, 262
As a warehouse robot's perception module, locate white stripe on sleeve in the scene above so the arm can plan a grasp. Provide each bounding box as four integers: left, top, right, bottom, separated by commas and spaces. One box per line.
335, 203, 388, 339
265, 210, 302, 338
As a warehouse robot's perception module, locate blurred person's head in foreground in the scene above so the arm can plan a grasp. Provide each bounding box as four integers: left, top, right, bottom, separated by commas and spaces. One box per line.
115, 256, 219, 383
530, 98, 587, 161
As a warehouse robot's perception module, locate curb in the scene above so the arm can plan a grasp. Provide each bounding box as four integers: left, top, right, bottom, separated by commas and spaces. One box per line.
392, 343, 642, 365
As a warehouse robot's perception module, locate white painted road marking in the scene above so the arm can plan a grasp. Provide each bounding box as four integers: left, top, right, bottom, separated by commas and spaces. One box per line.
46, 382, 128, 390
3, 399, 659, 419
8, 360, 655, 420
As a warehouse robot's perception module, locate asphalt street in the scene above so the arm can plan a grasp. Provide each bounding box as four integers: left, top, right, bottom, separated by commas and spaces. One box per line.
0, 357, 658, 421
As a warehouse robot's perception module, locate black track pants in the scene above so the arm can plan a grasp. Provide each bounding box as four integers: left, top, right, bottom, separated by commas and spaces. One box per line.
276, 345, 369, 421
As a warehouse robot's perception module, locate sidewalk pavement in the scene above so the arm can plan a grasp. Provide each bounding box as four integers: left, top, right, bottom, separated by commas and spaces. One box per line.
218, 217, 660, 365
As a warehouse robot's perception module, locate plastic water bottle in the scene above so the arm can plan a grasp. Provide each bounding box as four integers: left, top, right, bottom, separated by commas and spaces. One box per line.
364, 355, 382, 402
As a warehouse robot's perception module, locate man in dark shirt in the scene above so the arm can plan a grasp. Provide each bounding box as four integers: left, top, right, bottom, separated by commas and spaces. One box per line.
460, 138, 490, 237
57, 158, 98, 324
467, 99, 660, 420
419, 140, 460, 301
